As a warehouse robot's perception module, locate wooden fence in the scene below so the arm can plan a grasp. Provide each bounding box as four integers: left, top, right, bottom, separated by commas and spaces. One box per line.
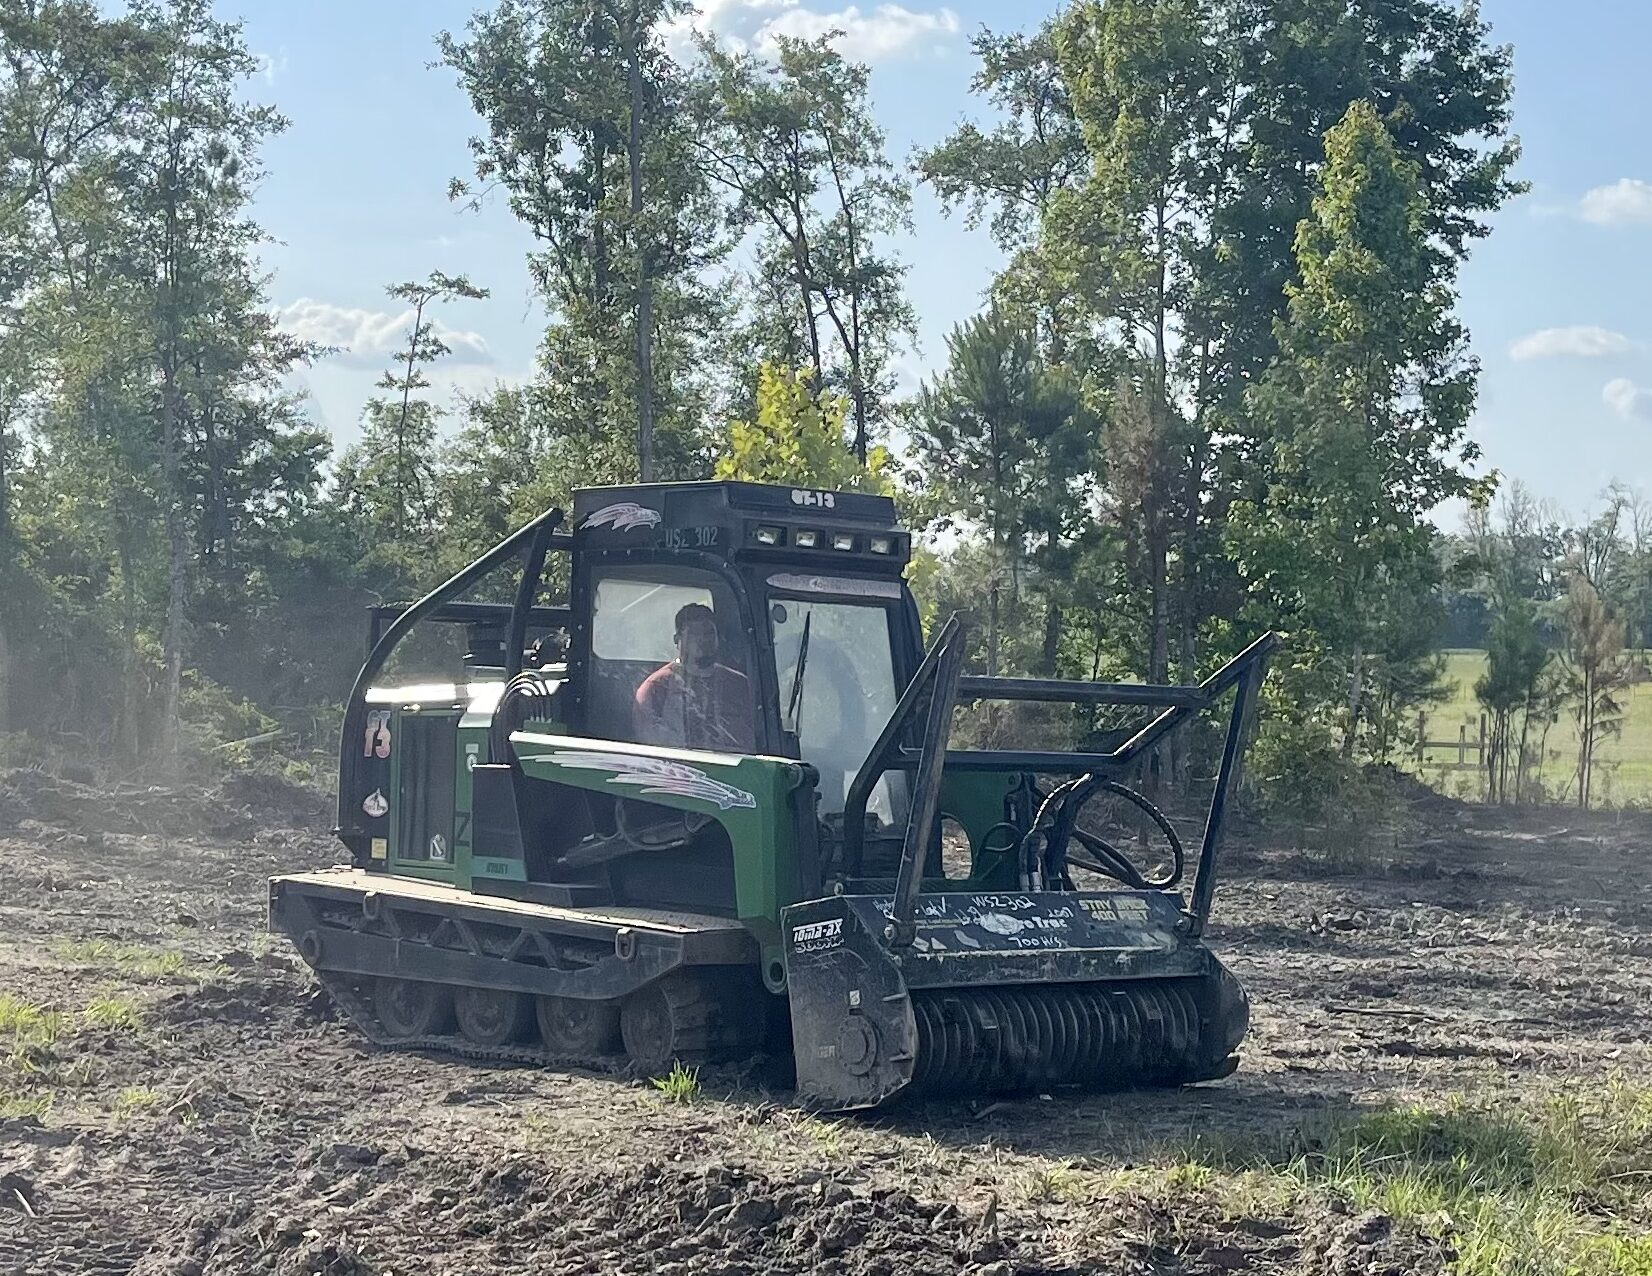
1415, 712, 1487, 770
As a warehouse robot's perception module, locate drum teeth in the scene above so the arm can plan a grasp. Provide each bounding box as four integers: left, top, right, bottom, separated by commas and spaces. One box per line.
907, 981, 1210, 1097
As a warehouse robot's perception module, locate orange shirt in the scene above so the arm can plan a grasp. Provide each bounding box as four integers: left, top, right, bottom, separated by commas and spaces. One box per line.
633, 662, 755, 752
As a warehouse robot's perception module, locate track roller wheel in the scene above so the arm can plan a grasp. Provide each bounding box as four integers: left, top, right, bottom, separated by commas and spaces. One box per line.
620, 970, 764, 1073
536, 995, 620, 1054
373, 978, 455, 1038
454, 985, 534, 1047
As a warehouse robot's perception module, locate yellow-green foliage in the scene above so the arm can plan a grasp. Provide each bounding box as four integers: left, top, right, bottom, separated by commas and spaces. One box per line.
82, 994, 141, 1031
0, 994, 63, 1050
0, 1089, 53, 1120
113, 1086, 161, 1117
50, 939, 188, 979
715, 363, 893, 495
647, 1061, 701, 1105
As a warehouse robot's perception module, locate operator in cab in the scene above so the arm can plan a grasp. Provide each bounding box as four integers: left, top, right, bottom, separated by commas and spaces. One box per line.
633, 602, 754, 751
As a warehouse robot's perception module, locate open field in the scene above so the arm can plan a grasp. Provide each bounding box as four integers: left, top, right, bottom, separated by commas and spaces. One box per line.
1417, 649, 1652, 804
2, 770, 1651, 1274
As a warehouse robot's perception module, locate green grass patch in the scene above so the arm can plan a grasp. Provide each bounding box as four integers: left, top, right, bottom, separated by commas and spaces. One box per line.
0, 994, 63, 1050
82, 994, 141, 1031
0, 1089, 53, 1121
648, 1061, 701, 1104
50, 939, 189, 979
1018, 1158, 1082, 1205
1173, 1081, 1652, 1276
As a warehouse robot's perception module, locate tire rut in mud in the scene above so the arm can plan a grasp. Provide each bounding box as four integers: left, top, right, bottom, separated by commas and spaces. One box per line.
134, 1153, 1084, 1276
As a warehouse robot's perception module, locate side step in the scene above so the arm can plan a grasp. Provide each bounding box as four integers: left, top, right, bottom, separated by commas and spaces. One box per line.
471, 877, 612, 908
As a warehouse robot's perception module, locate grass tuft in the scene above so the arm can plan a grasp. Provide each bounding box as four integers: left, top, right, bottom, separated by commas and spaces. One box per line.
112, 1086, 161, 1117
0, 1089, 53, 1121
82, 994, 141, 1031
648, 1061, 701, 1105
51, 939, 188, 979
0, 995, 63, 1050
1018, 1159, 1082, 1205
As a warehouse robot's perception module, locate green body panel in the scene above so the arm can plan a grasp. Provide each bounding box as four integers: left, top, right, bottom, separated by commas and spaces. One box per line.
939, 770, 1020, 888
513, 732, 809, 964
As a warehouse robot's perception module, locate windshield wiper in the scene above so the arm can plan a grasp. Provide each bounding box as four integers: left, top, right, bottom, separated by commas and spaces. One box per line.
785, 610, 812, 736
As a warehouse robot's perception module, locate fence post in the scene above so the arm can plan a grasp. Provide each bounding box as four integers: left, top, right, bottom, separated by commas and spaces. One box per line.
1417, 712, 1426, 763
1458, 723, 1468, 767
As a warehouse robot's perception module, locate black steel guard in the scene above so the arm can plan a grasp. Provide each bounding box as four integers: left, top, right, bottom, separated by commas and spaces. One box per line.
335, 507, 567, 857
842, 628, 1277, 944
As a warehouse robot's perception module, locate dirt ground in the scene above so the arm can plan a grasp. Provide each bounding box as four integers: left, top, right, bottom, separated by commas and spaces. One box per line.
1, 769, 1649, 1276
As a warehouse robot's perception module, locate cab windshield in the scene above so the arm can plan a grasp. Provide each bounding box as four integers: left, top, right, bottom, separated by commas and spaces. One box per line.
770, 587, 907, 829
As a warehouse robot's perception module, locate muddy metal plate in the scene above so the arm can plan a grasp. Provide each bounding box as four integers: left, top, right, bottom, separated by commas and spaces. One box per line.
783, 890, 1208, 989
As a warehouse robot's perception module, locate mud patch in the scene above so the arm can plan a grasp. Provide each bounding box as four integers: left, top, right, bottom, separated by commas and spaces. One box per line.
130, 1151, 1350, 1276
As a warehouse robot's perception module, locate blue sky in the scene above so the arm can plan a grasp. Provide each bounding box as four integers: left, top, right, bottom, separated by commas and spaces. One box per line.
236, 0, 1652, 523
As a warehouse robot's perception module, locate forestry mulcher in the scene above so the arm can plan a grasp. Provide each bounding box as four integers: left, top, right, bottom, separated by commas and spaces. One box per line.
269, 481, 1275, 1110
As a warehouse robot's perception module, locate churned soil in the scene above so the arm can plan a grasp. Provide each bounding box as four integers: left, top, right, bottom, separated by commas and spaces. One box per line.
0, 767, 1647, 1275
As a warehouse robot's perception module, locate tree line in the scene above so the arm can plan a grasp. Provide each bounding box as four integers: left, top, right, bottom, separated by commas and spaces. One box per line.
0, 0, 1524, 808
1443, 483, 1652, 809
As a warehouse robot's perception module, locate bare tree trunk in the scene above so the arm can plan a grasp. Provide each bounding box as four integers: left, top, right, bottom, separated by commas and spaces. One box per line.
395, 297, 427, 539
626, 4, 655, 482
1343, 646, 1363, 758
1040, 603, 1062, 678
988, 574, 1001, 680
0, 416, 10, 734
115, 510, 143, 767
1515, 699, 1534, 803
1578, 672, 1594, 810
160, 359, 187, 768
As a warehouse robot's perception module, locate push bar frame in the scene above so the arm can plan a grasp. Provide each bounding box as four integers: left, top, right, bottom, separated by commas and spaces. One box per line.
844, 628, 1277, 945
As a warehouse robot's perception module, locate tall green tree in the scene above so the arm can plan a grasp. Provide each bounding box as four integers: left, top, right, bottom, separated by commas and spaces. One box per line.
914, 307, 1090, 681
927, 0, 1521, 788
692, 34, 914, 461
1230, 101, 1490, 752
441, 0, 723, 482
916, 21, 1086, 352
1475, 596, 1551, 804
2, 0, 329, 760
119, 0, 295, 760
334, 272, 486, 595
1048, 0, 1232, 702
1563, 575, 1630, 810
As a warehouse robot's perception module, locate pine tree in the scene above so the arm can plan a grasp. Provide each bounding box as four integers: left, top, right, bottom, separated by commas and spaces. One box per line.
1231, 100, 1492, 752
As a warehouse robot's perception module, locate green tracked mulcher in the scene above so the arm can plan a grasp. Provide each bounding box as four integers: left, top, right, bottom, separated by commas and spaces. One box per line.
269, 481, 1275, 1110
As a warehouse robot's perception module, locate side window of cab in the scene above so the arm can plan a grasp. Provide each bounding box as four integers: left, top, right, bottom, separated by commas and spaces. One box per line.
585, 571, 759, 754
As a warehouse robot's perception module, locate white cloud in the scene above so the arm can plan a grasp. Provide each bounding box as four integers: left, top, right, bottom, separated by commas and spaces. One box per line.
1509, 326, 1634, 360
671, 0, 960, 61
1603, 378, 1652, 422
276, 298, 492, 368
1579, 178, 1652, 225
426, 363, 523, 405
252, 49, 288, 85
